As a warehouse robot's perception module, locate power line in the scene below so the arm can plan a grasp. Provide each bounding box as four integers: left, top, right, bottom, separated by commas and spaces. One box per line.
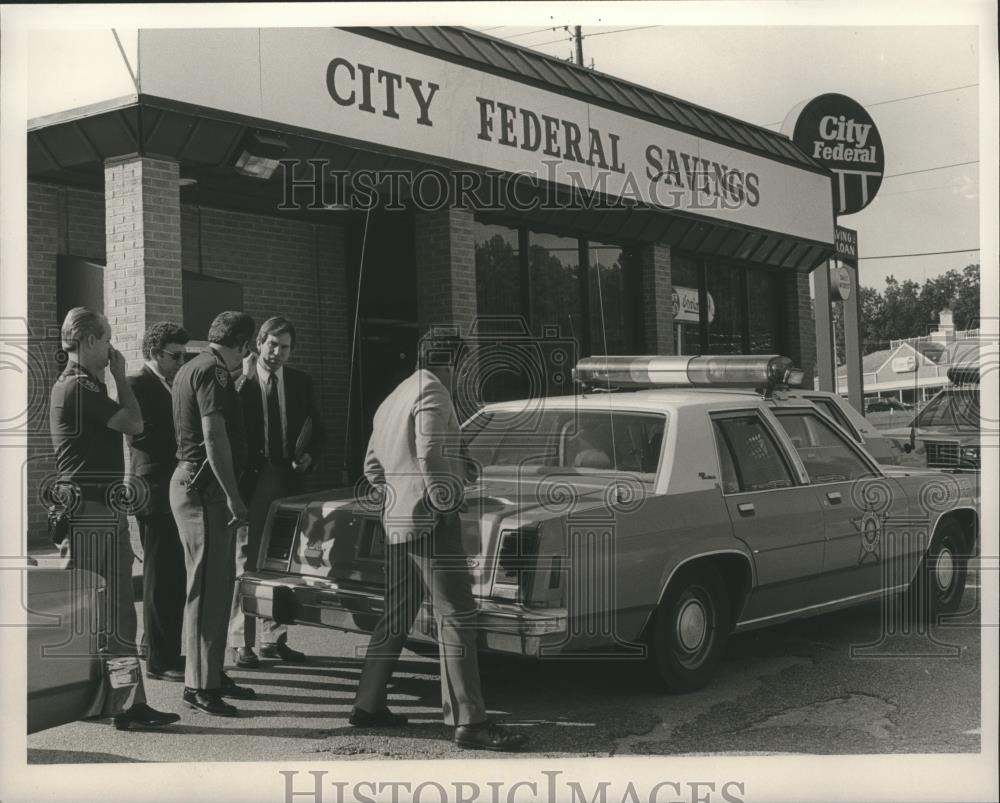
763, 83, 978, 126
884, 160, 978, 179
498, 27, 560, 41
583, 25, 660, 38
880, 182, 976, 197
858, 248, 980, 261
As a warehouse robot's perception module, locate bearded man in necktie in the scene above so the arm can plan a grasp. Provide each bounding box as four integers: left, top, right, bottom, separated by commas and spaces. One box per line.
227, 317, 325, 668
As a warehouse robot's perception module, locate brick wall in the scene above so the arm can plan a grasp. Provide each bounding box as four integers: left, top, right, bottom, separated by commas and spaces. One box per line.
104, 157, 184, 365
640, 242, 674, 355
181, 204, 351, 488
785, 270, 817, 386
414, 208, 478, 334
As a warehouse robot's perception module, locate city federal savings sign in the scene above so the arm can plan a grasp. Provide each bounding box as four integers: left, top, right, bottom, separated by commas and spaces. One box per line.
137, 28, 835, 244
784, 93, 885, 215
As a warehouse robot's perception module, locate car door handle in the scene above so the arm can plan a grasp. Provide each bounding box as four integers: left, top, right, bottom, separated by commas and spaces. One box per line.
826, 491, 842, 504
737, 502, 755, 516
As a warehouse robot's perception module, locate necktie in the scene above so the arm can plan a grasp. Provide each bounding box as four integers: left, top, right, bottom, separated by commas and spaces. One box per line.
267, 372, 283, 460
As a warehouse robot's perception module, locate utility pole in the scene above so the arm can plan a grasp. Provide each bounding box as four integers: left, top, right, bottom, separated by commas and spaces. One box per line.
573, 26, 584, 66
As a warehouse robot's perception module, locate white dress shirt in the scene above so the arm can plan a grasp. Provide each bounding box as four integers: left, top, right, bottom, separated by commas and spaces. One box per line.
256, 360, 288, 458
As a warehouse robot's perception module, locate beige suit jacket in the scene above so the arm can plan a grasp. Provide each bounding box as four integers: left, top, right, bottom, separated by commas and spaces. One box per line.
364, 369, 466, 544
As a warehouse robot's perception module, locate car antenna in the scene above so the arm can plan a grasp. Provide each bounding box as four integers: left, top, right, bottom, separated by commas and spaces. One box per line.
593, 256, 619, 480
342, 205, 372, 486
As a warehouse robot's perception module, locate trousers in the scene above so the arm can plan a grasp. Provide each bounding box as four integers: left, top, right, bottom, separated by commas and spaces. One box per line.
354, 513, 487, 726
169, 465, 236, 690
69, 499, 146, 715
228, 461, 287, 649
137, 512, 186, 671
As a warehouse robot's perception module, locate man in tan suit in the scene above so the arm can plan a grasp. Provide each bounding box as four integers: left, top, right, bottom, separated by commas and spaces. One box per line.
351, 330, 527, 752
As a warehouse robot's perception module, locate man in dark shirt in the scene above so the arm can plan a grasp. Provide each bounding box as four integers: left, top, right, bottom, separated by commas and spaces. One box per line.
49, 306, 179, 731
170, 311, 256, 716
127, 322, 189, 682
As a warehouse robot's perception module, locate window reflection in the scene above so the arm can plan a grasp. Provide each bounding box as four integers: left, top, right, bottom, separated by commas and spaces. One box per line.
528, 232, 583, 340
588, 242, 628, 355
706, 262, 744, 355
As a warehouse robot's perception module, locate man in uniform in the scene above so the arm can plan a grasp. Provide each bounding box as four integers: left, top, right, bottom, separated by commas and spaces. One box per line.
351, 330, 528, 751
228, 316, 324, 668
49, 306, 179, 731
170, 311, 256, 716
127, 322, 189, 682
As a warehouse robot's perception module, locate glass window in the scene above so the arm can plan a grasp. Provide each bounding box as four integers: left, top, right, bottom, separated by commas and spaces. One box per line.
465, 409, 665, 478
671, 255, 702, 356
474, 222, 521, 317
588, 242, 628, 355
713, 415, 794, 492
747, 269, 781, 354
712, 422, 741, 494
528, 232, 583, 340
914, 389, 979, 430
802, 395, 860, 441
705, 262, 744, 355
774, 410, 876, 483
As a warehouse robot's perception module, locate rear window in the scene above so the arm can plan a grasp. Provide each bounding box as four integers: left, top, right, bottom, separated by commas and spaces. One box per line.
465, 409, 666, 477
915, 390, 980, 430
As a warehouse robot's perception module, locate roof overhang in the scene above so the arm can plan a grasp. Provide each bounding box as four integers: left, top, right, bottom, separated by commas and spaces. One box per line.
27, 27, 837, 271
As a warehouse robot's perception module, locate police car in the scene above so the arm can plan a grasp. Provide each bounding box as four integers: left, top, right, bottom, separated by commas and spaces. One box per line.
237, 356, 978, 692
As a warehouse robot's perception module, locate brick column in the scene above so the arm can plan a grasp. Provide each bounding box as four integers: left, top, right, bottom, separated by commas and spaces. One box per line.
414, 208, 478, 335
784, 270, 817, 387
639, 242, 674, 355
104, 157, 183, 365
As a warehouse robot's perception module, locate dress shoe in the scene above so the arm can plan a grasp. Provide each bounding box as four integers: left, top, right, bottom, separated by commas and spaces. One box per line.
349, 706, 408, 728
454, 720, 529, 752
146, 667, 186, 682
231, 647, 260, 669
219, 672, 256, 700
113, 702, 180, 731
259, 641, 306, 663
183, 687, 238, 717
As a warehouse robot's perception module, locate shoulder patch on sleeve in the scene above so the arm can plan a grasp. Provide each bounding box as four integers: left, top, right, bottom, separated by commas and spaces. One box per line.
78, 376, 100, 393
215, 366, 230, 388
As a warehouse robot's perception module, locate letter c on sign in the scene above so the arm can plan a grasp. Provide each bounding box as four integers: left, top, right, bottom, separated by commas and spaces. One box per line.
327, 58, 355, 106
818, 115, 838, 140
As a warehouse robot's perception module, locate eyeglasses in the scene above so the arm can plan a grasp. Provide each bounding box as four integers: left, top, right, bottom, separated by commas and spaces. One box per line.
161, 350, 186, 361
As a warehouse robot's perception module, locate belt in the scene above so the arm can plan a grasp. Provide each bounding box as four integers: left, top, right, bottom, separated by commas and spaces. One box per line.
177, 460, 201, 472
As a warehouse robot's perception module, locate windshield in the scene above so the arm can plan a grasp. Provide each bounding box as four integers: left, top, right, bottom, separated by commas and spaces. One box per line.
465, 409, 666, 479
914, 389, 980, 431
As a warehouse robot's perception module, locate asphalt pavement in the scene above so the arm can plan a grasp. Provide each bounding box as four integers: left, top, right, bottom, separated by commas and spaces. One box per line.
26, 580, 982, 763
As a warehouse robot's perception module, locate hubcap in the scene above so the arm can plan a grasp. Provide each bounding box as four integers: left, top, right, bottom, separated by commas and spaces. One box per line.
935, 548, 955, 592
676, 598, 708, 652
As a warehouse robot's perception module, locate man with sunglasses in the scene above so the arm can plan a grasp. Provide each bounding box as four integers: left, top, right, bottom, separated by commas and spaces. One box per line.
127, 323, 190, 683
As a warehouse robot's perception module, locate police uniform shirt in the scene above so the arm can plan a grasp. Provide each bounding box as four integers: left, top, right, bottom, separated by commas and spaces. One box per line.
49, 362, 125, 491
172, 347, 247, 473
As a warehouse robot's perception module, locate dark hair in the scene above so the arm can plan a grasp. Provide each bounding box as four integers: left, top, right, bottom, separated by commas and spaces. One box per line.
257, 316, 297, 350
142, 322, 190, 360
416, 329, 466, 370
207, 311, 256, 349
60, 307, 107, 352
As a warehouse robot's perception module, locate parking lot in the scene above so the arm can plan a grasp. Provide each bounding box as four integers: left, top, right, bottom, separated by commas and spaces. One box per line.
27, 578, 982, 764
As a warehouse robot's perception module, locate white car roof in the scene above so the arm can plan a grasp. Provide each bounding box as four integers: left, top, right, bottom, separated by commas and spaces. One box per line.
480, 387, 767, 416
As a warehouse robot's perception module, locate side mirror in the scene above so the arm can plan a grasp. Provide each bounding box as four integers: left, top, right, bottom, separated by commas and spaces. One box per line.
902, 442, 913, 453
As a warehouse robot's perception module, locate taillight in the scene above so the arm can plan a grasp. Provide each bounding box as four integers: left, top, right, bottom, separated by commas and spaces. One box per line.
493, 528, 538, 602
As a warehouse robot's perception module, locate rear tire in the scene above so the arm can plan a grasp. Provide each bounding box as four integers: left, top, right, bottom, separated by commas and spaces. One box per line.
645, 564, 730, 693
907, 518, 968, 623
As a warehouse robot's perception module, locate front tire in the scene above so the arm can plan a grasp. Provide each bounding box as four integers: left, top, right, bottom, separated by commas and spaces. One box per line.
646, 564, 730, 693
908, 518, 968, 623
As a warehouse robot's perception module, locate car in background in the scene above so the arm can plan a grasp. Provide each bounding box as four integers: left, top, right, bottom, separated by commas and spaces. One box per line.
789, 389, 907, 466
883, 367, 981, 471
25, 560, 138, 733
237, 355, 979, 693
865, 398, 914, 413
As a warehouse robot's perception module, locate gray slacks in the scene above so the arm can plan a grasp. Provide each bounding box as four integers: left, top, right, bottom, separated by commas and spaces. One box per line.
170, 466, 235, 691
354, 513, 487, 726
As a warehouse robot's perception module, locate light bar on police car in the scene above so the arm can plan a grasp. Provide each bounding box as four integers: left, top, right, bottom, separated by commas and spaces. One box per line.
573, 355, 804, 389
